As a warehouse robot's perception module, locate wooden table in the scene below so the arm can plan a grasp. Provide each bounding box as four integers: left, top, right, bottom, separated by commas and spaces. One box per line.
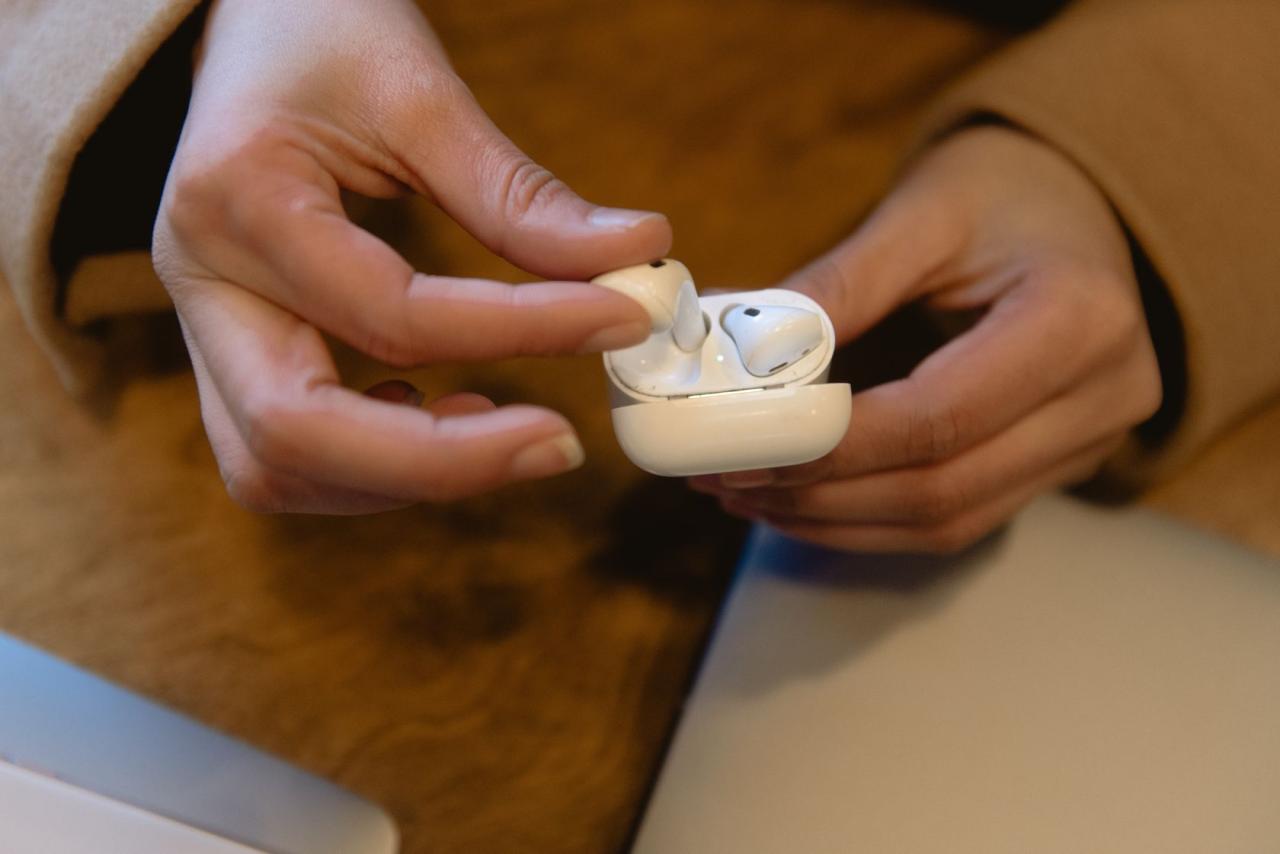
2, 3, 1277, 852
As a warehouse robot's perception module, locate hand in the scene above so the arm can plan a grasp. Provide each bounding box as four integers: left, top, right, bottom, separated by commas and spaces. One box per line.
152, 0, 671, 514
692, 126, 1162, 553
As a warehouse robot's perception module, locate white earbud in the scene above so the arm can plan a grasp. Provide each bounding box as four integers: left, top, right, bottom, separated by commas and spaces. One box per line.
721, 304, 825, 377
591, 259, 707, 352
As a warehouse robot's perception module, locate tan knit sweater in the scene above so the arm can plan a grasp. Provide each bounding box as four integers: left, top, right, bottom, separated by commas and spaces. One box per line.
3, 0, 1278, 487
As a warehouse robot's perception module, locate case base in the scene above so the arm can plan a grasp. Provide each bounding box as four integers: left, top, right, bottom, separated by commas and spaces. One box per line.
610, 383, 851, 477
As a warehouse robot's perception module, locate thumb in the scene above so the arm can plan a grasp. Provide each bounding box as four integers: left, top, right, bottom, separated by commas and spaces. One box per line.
782, 189, 964, 345
395, 79, 672, 280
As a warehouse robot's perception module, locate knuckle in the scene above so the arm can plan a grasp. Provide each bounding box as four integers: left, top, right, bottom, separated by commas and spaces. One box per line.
163, 124, 303, 243
392, 66, 470, 125
1097, 302, 1145, 356
497, 156, 568, 225
790, 256, 852, 318
354, 281, 425, 368
907, 471, 968, 524
906, 398, 967, 464
221, 463, 284, 514
362, 323, 421, 369
239, 395, 303, 472
162, 161, 225, 245
1109, 294, 1146, 341
1064, 267, 1144, 348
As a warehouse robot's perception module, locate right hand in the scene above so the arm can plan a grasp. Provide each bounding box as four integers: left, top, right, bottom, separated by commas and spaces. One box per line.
693, 127, 1161, 553
152, 0, 671, 514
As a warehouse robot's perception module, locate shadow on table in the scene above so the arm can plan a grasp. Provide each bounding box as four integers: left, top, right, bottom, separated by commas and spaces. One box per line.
587, 476, 751, 609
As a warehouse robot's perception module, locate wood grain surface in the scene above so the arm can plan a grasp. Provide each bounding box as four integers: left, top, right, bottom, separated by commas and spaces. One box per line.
1, 2, 1276, 853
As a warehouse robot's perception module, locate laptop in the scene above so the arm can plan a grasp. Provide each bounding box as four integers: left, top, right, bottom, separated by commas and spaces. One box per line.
634, 494, 1280, 853
0, 634, 397, 853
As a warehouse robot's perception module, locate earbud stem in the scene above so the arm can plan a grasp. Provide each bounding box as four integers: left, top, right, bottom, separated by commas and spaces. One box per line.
670, 283, 705, 352
591, 259, 708, 352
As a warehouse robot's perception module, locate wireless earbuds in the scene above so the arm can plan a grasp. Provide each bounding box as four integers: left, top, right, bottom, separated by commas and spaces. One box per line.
721, 304, 825, 377
593, 259, 706, 352
591, 259, 852, 477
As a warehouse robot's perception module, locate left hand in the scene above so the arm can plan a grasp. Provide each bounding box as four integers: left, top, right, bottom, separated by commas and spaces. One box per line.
153, 0, 670, 514
691, 126, 1163, 553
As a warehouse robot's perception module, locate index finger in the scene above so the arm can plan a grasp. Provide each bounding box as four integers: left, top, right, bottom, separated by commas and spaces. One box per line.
169, 146, 651, 367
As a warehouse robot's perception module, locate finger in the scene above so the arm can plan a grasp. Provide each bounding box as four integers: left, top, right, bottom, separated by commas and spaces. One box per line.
423, 392, 498, 419
177, 280, 587, 504
724, 419, 1121, 526
183, 320, 412, 514
744, 272, 1128, 487
730, 444, 1112, 555
172, 145, 652, 366
715, 357, 1146, 524
364, 383, 497, 418
386, 76, 673, 280
780, 181, 967, 345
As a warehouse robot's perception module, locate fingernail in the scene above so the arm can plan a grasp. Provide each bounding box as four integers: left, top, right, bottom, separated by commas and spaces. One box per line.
578, 320, 650, 353
720, 470, 775, 489
586, 207, 665, 230
509, 433, 586, 481
365, 379, 425, 407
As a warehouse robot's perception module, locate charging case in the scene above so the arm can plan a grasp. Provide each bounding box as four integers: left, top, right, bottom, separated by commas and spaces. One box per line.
603, 289, 851, 477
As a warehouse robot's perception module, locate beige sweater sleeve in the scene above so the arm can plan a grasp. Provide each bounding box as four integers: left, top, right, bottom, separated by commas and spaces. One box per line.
915, 0, 1280, 486
0, 0, 202, 391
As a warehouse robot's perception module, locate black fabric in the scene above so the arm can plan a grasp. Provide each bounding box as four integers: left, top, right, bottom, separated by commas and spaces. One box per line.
921, 0, 1071, 29
49, 4, 209, 315
1130, 233, 1188, 449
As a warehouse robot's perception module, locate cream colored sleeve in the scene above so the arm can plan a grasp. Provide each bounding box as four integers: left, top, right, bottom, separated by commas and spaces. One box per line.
915, 0, 1280, 486
0, 0, 203, 391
